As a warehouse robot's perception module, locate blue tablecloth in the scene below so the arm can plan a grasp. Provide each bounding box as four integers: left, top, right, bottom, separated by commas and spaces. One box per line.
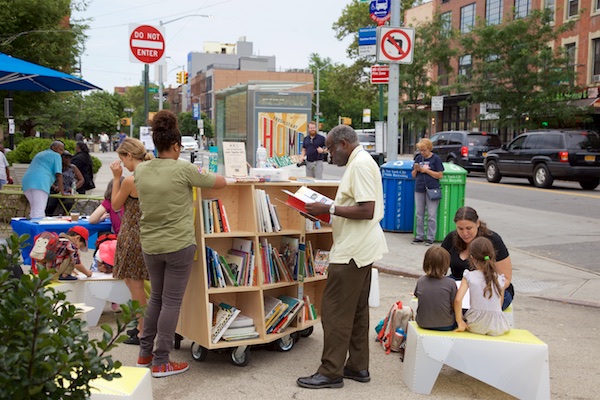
10, 218, 113, 266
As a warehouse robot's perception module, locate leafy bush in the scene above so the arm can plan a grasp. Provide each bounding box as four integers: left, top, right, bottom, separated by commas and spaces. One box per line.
0, 233, 143, 400
91, 155, 102, 174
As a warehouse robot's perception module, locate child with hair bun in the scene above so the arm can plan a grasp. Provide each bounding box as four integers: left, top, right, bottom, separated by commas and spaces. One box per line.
414, 246, 457, 331
454, 236, 510, 336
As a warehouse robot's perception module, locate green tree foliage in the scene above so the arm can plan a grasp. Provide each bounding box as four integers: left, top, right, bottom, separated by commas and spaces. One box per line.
77, 91, 126, 134
0, 0, 90, 136
121, 85, 159, 136
458, 9, 585, 131
401, 11, 458, 135
0, 233, 144, 400
178, 111, 213, 138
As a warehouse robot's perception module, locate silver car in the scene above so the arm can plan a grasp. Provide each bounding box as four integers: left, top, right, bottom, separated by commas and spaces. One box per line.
181, 136, 199, 152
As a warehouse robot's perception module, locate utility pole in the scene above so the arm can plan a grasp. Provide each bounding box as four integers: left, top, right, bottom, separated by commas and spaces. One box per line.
314, 64, 328, 126
158, 14, 210, 111
386, 0, 401, 162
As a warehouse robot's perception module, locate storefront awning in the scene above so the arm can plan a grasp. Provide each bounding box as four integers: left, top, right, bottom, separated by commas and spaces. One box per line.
566, 98, 600, 108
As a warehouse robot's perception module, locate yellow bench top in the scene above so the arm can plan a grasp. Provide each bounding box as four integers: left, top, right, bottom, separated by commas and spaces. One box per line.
409, 321, 546, 345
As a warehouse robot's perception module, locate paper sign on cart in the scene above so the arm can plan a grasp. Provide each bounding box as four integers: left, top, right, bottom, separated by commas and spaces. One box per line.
279, 186, 334, 224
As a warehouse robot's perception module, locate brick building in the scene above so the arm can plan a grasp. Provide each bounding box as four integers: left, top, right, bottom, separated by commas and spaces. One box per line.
406, 0, 600, 141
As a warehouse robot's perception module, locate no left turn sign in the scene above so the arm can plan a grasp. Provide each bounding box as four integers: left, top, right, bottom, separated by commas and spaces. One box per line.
129, 24, 166, 64
377, 26, 415, 64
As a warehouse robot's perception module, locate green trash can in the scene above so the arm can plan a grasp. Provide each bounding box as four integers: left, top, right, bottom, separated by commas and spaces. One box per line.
414, 162, 467, 242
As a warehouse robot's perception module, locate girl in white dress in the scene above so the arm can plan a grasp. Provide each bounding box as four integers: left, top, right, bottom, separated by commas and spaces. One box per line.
454, 237, 510, 336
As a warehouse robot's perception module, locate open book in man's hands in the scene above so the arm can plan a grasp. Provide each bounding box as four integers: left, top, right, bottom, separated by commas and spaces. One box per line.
280, 186, 334, 224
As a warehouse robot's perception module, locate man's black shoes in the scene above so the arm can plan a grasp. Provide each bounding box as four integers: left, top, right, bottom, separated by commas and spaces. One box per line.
343, 367, 371, 383
297, 373, 344, 389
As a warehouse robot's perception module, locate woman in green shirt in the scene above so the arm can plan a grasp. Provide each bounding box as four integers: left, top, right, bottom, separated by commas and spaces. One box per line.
134, 110, 226, 378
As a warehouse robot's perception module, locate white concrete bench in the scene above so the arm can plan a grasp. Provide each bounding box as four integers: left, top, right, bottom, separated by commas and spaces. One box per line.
89, 366, 153, 399
403, 321, 549, 399
50, 273, 131, 327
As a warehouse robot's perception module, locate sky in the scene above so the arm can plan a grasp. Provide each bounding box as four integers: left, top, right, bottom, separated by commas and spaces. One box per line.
72, 0, 356, 92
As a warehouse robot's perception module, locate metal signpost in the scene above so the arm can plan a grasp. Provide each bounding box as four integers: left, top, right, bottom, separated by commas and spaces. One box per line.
129, 24, 166, 125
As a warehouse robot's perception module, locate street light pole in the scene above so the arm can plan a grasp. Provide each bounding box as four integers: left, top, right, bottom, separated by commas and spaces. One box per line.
158, 14, 210, 111
314, 63, 329, 128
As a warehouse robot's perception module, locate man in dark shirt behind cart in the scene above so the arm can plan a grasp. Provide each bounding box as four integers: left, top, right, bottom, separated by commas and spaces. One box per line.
299, 121, 326, 179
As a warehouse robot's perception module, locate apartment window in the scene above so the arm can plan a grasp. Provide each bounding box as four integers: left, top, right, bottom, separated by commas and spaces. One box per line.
441, 11, 452, 36
593, 39, 600, 78
565, 43, 576, 72
545, 0, 555, 21
438, 63, 449, 86
568, 0, 579, 18
460, 4, 476, 33
596, 0, 600, 12
515, 0, 531, 18
486, 0, 503, 25
459, 55, 472, 79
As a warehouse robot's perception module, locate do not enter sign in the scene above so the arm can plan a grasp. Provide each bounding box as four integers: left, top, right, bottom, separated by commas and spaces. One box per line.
129, 24, 165, 64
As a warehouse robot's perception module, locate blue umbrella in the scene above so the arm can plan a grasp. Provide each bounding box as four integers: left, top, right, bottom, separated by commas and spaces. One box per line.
0, 52, 101, 92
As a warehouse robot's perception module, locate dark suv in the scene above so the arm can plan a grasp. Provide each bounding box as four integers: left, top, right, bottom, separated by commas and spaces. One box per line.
429, 130, 501, 172
484, 129, 600, 190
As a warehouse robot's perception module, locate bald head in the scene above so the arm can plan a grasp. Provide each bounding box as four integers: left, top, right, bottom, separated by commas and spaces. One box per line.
50, 141, 65, 155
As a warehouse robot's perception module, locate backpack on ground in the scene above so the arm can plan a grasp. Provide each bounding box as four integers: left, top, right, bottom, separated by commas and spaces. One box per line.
30, 232, 60, 263
375, 300, 414, 358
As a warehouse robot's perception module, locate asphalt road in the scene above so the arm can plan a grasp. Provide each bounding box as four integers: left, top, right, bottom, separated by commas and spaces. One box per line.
322, 162, 600, 274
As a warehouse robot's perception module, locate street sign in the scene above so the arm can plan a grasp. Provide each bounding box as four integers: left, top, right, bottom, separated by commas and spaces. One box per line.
152, 94, 167, 100
363, 108, 371, 123
431, 96, 444, 111
370, 0, 391, 26
148, 87, 158, 93
371, 64, 390, 84
359, 27, 377, 46
377, 26, 415, 64
359, 27, 377, 56
193, 103, 200, 120
129, 24, 165, 64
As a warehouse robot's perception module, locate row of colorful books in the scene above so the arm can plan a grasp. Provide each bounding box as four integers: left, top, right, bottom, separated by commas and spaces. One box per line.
263, 295, 305, 334
202, 198, 231, 234
206, 239, 256, 288
210, 302, 258, 343
303, 295, 318, 321
255, 189, 282, 233
259, 238, 294, 284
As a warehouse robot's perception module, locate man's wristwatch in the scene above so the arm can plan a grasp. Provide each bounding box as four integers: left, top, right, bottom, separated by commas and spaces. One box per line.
329, 204, 336, 215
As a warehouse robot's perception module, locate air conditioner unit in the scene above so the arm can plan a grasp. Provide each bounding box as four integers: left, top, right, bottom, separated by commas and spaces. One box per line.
593, 74, 600, 83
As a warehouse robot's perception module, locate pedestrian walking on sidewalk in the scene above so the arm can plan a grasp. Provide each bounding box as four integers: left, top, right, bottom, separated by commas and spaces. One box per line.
300, 121, 326, 179
297, 124, 388, 389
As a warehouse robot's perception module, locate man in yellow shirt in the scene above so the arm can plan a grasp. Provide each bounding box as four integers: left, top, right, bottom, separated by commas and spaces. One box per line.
298, 124, 388, 389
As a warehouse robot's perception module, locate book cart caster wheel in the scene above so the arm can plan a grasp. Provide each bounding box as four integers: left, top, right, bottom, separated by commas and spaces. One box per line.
190, 342, 208, 362
274, 334, 295, 352
230, 346, 250, 367
174, 333, 184, 350
300, 327, 314, 338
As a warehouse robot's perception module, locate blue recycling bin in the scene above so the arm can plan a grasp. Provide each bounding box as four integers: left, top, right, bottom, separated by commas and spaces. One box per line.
380, 160, 415, 232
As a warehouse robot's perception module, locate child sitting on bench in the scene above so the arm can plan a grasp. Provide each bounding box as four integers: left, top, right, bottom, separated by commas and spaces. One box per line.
454, 237, 510, 336
414, 246, 458, 331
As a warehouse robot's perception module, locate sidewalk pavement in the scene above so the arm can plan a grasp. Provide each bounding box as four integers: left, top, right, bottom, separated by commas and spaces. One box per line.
7, 150, 600, 398
88, 149, 600, 309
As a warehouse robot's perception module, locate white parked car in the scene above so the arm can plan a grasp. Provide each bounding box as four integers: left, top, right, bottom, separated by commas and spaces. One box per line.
181, 136, 199, 152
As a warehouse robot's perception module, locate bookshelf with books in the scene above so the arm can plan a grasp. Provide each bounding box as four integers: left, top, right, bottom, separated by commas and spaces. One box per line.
179, 182, 338, 366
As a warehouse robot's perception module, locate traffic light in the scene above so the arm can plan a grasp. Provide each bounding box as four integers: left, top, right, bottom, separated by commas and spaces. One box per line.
341, 117, 352, 125
184, 72, 189, 84
120, 118, 131, 126
176, 71, 182, 84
